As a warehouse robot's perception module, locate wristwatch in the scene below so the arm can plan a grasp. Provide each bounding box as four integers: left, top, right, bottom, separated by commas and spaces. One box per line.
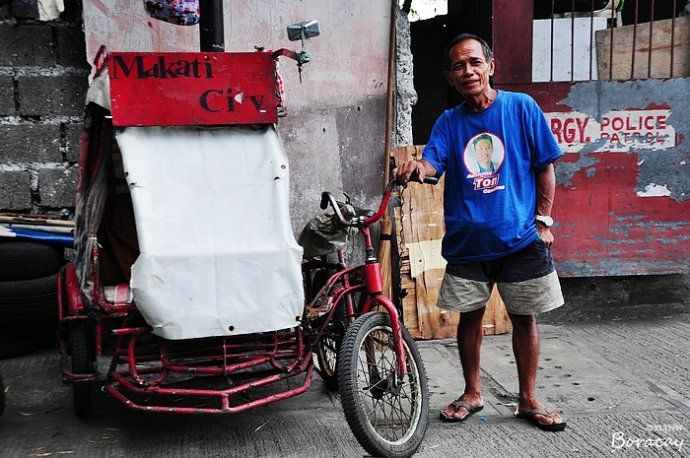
535, 215, 554, 227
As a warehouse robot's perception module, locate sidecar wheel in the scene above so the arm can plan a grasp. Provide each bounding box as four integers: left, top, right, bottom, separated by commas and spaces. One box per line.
69, 322, 93, 419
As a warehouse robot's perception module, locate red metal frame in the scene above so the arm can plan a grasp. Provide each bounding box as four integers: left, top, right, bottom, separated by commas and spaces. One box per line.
61, 263, 84, 314
58, 183, 409, 414
59, 274, 317, 413
314, 181, 411, 377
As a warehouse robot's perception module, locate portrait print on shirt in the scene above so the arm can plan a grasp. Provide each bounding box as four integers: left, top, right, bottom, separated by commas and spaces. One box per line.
463, 132, 506, 194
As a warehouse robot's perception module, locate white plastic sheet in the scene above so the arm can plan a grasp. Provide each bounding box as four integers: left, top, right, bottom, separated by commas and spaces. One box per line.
38, 0, 64, 21
116, 126, 304, 340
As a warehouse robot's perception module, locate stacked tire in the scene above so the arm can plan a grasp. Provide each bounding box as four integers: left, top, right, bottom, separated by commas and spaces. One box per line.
0, 240, 63, 359
0, 371, 4, 416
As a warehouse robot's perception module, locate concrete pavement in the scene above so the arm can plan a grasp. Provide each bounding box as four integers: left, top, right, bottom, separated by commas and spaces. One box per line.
0, 313, 688, 457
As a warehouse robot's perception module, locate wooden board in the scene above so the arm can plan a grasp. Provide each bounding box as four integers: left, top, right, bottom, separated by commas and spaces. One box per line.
0, 213, 74, 228
378, 215, 394, 300
596, 16, 689, 80
391, 146, 512, 339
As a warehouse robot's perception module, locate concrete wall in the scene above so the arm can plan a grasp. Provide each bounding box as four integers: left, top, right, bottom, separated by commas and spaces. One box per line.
546, 274, 690, 323
81, 1, 394, 231
0, 1, 89, 214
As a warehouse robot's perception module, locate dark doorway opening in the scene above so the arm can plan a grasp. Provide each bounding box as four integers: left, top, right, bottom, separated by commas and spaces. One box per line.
409, 0, 492, 144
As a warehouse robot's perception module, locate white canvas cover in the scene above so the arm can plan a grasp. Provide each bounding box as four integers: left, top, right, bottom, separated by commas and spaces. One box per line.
115, 126, 304, 340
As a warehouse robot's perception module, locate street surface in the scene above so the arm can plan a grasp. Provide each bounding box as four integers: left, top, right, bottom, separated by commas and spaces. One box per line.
1, 313, 688, 457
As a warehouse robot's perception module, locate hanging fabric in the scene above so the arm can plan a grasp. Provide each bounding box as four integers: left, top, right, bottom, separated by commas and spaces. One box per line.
143, 0, 200, 26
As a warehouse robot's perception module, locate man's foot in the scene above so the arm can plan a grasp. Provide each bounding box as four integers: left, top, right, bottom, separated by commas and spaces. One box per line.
515, 402, 566, 431
440, 394, 484, 422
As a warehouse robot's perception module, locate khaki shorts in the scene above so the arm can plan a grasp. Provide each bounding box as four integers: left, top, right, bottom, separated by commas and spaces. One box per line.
437, 238, 565, 315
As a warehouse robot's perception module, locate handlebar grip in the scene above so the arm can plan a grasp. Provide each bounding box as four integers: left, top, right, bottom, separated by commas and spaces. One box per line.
320, 192, 330, 210
393, 171, 439, 186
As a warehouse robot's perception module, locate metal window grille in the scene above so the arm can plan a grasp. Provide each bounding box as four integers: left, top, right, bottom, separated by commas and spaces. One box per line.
532, 0, 688, 82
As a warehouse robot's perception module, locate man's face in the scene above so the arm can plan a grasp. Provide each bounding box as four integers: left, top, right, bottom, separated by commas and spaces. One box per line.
474, 138, 493, 166
444, 39, 495, 99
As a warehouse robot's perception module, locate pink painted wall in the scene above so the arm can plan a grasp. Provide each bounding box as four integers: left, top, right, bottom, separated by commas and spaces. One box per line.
83, 1, 393, 227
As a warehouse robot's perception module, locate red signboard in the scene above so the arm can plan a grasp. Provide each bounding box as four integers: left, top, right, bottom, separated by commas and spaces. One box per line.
108, 52, 278, 126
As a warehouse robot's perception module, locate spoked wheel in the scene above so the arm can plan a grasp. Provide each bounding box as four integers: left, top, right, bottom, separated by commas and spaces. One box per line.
69, 321, 93, 419
315, 332, 340, 391
338, 312, 429, 458
309, 266, 345, 392
315, 311, 349, 391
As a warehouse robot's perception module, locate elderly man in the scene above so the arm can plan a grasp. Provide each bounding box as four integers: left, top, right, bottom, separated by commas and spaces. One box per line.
395, 33, 566, 431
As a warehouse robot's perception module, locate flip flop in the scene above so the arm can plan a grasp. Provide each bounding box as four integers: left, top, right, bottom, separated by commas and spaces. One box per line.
440, 399, 484, 422
515, 408, 567, 432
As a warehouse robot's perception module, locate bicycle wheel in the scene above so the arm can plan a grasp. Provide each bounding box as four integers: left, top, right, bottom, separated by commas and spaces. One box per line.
312, 268, 348, 392
338, 312, 429, 458
315, 327, 341, 391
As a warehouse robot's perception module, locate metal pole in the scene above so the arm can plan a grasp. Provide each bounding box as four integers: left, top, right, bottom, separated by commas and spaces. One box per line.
199, 0, 225, 52
382, 0, 397, 189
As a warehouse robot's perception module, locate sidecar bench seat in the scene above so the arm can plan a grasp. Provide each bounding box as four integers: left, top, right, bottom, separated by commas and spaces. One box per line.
102, 284, 133, 313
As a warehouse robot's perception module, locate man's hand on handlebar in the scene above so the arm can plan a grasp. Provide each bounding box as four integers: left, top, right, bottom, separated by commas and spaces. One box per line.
320, 160, 438, 228
393, 159, 437, 185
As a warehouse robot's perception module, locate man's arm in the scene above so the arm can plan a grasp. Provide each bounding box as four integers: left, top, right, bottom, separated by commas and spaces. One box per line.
393, 159, 437, 184
536, 163, 556, 246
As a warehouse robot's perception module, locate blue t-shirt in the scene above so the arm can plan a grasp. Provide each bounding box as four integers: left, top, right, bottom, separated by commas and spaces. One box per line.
422, 90, 563, 263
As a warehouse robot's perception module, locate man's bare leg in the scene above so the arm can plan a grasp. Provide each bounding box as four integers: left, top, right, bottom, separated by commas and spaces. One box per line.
441, 306, 485, 420
510, 313, 562, 426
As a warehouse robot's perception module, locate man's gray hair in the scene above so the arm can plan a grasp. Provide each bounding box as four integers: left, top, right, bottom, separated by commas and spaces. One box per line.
443, 33, 494, 70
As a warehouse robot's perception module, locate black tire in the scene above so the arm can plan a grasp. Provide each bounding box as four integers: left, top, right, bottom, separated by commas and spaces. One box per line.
0, 274, 58, 327
315, 312, 345, 392
0, 241, 63, 281
309, 266, 345, 392
69, 321, 93, 419
338, 312, 429, 458
0, 372, 5, 416
0, 334, 44, 360
0, 328, 56, 360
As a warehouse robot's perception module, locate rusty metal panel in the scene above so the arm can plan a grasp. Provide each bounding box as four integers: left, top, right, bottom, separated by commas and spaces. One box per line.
492, 0, 689, 277
492, 0, 534, 85
108, 52, 278, 126
500, 79, 690, 277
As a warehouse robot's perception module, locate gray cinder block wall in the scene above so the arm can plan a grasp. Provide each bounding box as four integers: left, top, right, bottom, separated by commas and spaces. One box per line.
0, 0, 88, 215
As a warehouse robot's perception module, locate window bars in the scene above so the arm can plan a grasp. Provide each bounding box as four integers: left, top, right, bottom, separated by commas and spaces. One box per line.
533, 0, 686, 82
